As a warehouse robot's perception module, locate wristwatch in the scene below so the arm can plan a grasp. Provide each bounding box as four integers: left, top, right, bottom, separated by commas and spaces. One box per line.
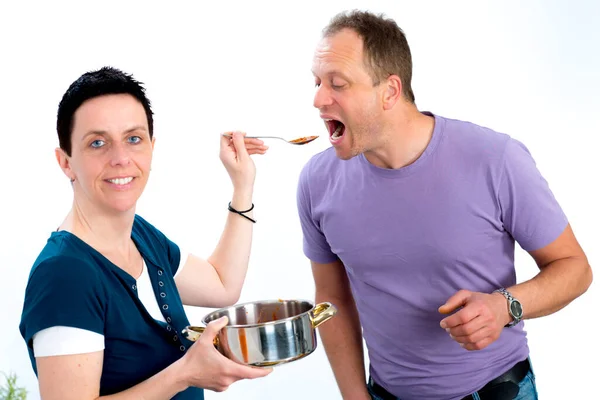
494, 288, 523, 327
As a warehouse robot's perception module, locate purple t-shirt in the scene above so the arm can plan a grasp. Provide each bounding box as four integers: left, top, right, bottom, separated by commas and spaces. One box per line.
297, 113, 567, 399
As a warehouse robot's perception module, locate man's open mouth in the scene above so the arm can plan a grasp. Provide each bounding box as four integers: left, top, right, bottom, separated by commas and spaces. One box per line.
325, 119, 345, 140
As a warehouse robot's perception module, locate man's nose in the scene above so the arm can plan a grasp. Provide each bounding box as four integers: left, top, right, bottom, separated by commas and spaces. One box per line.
313, 85, 334, 109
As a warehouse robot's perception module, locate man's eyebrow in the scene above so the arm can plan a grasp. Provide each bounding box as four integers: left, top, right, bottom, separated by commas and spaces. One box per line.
312, 70, 351, 80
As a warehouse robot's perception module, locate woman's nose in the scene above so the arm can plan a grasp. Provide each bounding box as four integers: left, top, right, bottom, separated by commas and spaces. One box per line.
109, 143, 131, 167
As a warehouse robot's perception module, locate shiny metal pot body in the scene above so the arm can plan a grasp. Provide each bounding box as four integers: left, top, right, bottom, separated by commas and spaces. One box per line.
182, 299, 336, 367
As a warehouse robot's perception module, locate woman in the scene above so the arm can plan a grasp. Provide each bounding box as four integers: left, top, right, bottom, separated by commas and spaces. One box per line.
19, 67, 271, 399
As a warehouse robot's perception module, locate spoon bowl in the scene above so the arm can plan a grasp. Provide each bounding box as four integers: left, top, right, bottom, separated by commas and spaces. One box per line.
223, 133, 319, 145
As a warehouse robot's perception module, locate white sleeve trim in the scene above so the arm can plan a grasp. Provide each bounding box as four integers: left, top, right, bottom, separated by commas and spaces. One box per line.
174, 250, 189, 279
33, 326, 104, 357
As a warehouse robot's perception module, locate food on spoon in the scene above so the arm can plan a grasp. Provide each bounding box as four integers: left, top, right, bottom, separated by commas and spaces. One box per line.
290, 135, 319, 144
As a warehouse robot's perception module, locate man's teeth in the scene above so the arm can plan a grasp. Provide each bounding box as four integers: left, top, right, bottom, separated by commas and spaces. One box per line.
323, 119, 344, 139
332, 124, 343, 139
108, 177, 133, 185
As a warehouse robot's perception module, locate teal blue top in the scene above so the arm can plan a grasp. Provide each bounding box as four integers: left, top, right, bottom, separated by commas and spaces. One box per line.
20, 215, 203, 399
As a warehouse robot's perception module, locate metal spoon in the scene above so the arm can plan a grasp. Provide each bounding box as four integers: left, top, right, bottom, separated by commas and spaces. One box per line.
222, 133, 319, 145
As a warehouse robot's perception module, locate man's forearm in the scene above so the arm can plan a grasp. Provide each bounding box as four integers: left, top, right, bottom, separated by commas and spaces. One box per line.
510, 255, 592, 319
317, 293, 370, 400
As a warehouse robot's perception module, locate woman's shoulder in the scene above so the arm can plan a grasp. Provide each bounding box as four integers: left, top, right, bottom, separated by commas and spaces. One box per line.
29, 231, 101, 281
21, 232, 109, 349
132, 214, 164, 237
132, 214, 181, 274
132, 214, 174, 252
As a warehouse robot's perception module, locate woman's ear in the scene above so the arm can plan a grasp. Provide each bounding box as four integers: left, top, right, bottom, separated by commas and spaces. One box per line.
55, 147, 75, 182
382, 75, 403, 111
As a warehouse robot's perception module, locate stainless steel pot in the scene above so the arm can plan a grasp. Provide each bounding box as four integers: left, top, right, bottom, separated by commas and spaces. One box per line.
182, 299, 337, 367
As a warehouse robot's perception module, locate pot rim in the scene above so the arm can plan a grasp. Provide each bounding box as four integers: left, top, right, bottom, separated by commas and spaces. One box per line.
200, 298, 318, 329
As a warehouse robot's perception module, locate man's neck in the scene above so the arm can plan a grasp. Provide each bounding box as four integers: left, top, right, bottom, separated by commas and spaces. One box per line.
364, 106, 435, 170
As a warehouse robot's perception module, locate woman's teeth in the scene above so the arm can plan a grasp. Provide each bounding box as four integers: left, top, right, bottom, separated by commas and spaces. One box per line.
108, 177, 133, 185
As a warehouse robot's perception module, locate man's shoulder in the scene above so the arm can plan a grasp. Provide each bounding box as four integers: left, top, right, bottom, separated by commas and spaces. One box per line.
434, 114, 514, 167
440, 114, 512, 146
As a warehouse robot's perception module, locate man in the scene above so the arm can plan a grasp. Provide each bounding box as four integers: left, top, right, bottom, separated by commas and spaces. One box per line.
296, 10, 592, 400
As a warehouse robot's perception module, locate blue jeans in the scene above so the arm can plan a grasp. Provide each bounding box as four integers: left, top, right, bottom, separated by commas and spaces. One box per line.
471, 369, 537, 400
367, 363, 538, 400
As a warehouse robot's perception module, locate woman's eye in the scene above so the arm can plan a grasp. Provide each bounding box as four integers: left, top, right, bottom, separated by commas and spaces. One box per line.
90, 139, 105, 148
128, 136, 142, 144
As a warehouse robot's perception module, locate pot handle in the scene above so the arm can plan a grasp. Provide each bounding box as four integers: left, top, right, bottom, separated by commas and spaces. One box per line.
310, 302, 338, 328
181, 326, 219, 346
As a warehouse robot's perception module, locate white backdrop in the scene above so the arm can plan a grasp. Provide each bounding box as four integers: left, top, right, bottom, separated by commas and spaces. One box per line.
1, 1, 598, 399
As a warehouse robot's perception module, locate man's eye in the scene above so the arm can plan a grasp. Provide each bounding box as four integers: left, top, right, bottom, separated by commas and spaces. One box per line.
128, 136, 142, 144
91, 140, 105, 148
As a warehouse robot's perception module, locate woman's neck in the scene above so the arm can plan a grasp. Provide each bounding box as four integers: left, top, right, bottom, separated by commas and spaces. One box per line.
61, 200, 136, 256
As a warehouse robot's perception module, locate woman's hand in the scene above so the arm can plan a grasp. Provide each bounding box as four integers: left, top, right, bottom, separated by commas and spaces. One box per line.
219, 131, 268, 193
179, 316, 273, 392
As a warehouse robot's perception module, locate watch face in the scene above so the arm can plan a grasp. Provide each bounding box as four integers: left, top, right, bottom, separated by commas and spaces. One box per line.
510, 301, 523, 318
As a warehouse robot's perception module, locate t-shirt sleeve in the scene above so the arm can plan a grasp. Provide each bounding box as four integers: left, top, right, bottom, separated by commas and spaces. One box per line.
497, 138, 569, 251
296, 162, 338, 264
33, 326, 105, 357
20, 256, 106, 353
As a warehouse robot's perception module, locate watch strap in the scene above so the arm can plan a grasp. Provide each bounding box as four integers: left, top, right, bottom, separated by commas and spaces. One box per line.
494, 287, 522, 327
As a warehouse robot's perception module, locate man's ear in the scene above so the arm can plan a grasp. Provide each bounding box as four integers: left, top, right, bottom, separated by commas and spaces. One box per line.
382, 74, 403, 111
55, 147, 74, 181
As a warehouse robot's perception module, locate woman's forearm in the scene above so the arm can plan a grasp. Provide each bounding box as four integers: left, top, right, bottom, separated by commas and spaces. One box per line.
206, 188, 255, 302
99, 358, 189, 400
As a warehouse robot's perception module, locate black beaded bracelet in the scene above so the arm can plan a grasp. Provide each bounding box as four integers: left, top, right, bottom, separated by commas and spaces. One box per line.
228, 202, 256, 223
